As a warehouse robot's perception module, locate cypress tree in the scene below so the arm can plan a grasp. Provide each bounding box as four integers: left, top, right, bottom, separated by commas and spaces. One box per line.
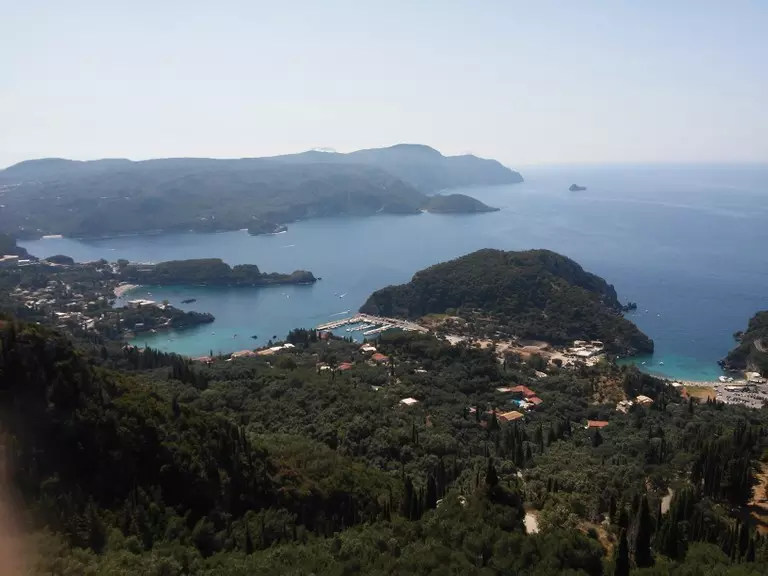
436, 458, 447, 498
485, 458, 499, 487
245, 524, 254, 554
634, 495, 654, 568
401, 477, 414, 519
426, 474, 438, 510
614, 528, 630, 576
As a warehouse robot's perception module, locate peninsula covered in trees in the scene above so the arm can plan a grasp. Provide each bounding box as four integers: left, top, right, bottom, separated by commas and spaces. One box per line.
0, 144, 523, 239
722, 311, 768, 374
361, 249, 653, 355
425, 193, 499, 214
119, 258, 316, 286
246, 219, 288, 236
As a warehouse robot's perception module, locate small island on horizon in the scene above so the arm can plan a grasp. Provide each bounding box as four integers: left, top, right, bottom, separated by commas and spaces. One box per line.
569, 184, 587, 191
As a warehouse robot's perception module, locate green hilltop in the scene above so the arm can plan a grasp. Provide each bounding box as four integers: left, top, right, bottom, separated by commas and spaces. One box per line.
361, 248, 653, 355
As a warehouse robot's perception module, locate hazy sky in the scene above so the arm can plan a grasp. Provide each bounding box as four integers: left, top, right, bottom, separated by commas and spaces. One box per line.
2, 1, 766, 168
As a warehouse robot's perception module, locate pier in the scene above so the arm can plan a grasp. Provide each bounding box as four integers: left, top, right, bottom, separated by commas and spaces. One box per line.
316, 313, 427, 335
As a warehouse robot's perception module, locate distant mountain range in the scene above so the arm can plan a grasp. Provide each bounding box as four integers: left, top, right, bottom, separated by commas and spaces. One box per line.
0, 144, 523, 238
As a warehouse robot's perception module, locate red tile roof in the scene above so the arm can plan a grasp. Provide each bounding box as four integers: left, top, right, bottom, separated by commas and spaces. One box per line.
498, 410, 525, 422
511, 385, 536, 398
587, 420, 609, 428
338, 362, 353, 371
371, 353, 389, 362
529, 396, 543, 405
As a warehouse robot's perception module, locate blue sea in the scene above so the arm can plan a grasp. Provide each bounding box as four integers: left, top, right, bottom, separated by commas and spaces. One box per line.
21, 165, 768, 381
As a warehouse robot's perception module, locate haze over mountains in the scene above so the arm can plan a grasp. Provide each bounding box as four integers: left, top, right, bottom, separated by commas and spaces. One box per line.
0, 144, 522, 239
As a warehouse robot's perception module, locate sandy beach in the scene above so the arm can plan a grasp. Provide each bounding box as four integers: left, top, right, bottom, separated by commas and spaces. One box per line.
113, 283, 140, 297
677, 379, 747, 388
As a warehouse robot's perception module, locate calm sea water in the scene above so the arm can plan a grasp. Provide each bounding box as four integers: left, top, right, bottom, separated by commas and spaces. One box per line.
21, 165, 768, 381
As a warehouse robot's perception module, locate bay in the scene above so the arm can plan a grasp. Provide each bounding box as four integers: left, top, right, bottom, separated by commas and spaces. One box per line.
21, 165, 768, 381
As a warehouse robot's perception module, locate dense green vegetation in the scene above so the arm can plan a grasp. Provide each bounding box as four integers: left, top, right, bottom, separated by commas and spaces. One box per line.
722, 311, 768, 374
45, 253, 76, 265
121, 303, 215, 333
425, 193, 499, 213
3, 318, 768, 575
120, 258, 316, 286
0, 145, 521, 238
361, 249, 654, 355
1, 243, 766, 575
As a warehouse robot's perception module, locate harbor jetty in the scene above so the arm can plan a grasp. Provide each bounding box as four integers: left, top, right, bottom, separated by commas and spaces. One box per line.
316, 313, 427, 336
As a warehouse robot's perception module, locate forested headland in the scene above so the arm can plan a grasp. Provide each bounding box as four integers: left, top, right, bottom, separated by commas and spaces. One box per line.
425, 193, 499, 213
722, 311, 768, 374
361, 248, 654, 355
119, 258, 316, 286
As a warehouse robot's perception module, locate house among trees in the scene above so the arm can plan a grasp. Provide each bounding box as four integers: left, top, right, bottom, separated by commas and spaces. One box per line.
510, 385, 536, 398
586, 420, 609, 429
371, 352, 389, 364
498, 410, 524, 422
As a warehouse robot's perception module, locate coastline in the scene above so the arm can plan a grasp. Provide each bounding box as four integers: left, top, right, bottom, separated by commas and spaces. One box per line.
114, 283, 140, 297
677, 379, 748, 387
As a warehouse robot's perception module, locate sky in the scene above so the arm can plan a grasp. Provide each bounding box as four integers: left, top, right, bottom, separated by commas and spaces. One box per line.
1, 0, 767, 168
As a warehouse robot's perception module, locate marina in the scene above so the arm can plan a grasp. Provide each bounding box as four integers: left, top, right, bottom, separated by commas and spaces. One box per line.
316, 313, 428, 337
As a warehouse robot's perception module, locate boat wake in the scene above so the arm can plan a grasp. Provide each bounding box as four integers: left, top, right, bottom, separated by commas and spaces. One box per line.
330, 310, 351, 317
282, 244, 296, 248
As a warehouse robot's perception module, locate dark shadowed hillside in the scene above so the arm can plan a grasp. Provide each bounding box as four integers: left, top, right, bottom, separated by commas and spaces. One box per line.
360, 249, 653, 354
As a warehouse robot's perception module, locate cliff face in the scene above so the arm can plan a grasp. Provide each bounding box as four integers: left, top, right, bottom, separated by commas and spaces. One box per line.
361, 248, 653, 355
721, 311, 768, 373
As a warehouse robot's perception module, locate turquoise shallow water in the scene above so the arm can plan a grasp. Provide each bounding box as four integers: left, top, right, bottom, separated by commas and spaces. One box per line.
22, 165, 768, 381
